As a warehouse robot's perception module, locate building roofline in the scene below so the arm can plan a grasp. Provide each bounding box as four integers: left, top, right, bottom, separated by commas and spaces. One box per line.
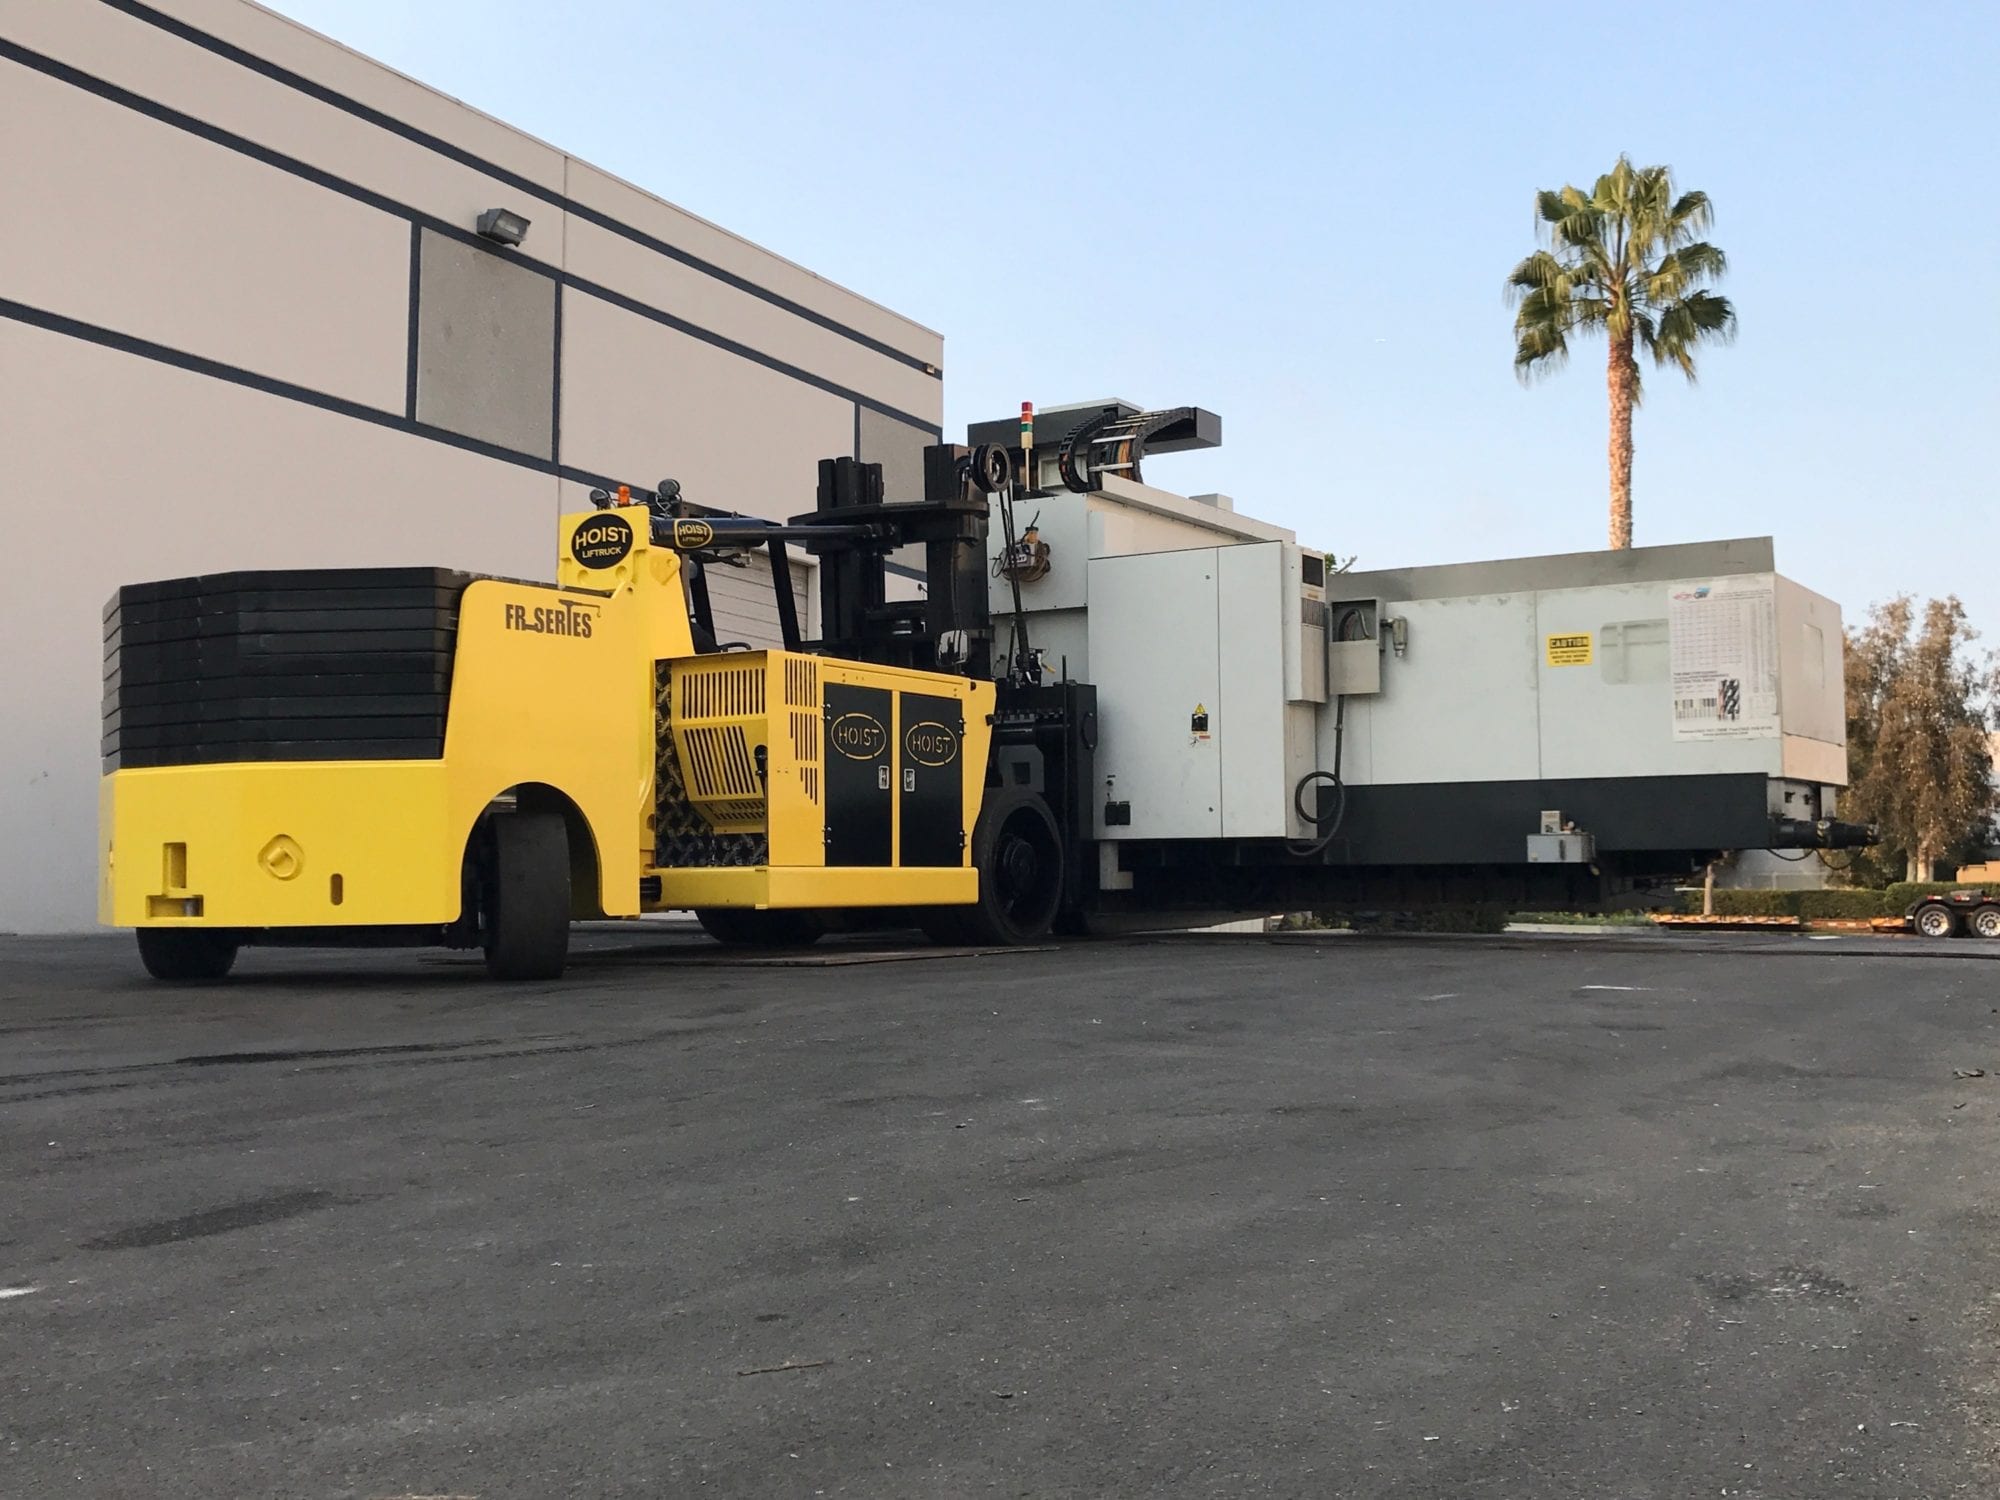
214, 0, 946, 345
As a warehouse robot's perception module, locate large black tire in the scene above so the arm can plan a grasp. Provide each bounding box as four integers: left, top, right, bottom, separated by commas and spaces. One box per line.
1913, 903, 1957, 940
925, 786, 1065, 946
483, 813, 571, 980
1972, 906, 2000, 940
136, 928, 239, 982
695, 908, 825, 948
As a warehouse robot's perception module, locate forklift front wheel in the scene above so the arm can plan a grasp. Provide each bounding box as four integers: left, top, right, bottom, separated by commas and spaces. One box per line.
136, 928, 239, 982
695, 908, 826, 948
926, 786, 1064, 946
482, 812, 571, 980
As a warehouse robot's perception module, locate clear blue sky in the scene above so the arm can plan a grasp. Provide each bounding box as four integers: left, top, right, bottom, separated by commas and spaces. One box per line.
271, 0, 1999, 636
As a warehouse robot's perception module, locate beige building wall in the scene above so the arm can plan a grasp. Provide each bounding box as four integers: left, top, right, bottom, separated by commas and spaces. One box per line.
0, 0, 943, 931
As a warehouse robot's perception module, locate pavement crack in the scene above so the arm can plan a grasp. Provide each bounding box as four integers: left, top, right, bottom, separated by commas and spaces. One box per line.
173, 1037, 533, 1067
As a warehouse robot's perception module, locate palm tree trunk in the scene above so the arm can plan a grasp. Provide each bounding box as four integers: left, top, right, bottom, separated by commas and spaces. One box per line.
1606, 335, 1637, 549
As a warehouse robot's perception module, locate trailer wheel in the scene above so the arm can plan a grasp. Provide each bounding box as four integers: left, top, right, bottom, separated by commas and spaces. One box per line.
926, 786, 1064, 946
695, 908, 825, 948
1913, 903, 1958, 939
483, 812, 571, 980
136, 928, 239, 982
1971, 906, 2000, 940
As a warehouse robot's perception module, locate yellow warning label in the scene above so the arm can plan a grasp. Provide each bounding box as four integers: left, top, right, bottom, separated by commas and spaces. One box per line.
1545, 632, 1593, 667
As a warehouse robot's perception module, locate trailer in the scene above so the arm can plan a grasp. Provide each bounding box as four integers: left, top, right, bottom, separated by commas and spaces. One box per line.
1894, 890, 2000, 939
98, 401, 1872, 979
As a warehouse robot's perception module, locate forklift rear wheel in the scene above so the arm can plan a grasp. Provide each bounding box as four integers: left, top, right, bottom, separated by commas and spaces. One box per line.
136, 928, 239, 982
1913, 903, 1957, 939
1971, 906, 2000, 940
695, 908, 825, 948
925, 786, 1064, 946
483, 812, 571, 980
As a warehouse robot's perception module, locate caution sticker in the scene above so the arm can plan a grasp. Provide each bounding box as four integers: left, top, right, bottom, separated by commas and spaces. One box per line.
1545, 632, 1593, 667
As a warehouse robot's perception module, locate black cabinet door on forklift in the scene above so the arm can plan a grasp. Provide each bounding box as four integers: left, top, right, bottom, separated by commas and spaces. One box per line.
825, 684, 893, 865
899, 692, 965, 867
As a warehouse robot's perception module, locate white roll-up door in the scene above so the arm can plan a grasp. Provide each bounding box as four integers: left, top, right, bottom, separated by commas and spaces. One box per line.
697, 557, 814, 650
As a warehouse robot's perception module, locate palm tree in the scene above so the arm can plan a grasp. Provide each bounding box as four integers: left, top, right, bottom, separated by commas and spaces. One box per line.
1506, 156, 1736, 549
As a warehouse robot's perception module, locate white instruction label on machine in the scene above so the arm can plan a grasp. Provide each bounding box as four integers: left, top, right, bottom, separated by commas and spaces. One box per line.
1668, 576, 1779, 740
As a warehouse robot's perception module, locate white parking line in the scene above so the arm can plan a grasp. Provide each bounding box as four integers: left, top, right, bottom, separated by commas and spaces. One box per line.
0, 1286, 42, 1300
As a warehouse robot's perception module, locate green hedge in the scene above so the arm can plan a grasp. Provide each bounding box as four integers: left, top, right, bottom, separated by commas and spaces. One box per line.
1280, 908, 1510, 933
1800, 889, 1898, 919
1349, 909, 1510, 934
1886, 881, 2000, 910
1298, 884, 2000, 926
1671, 888, 1896, 919
1672, 889, 1795, 916
1670, 884, 2000, 919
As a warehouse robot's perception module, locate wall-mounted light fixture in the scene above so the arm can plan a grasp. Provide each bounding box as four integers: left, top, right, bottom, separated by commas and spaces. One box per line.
475, 207, 531, 246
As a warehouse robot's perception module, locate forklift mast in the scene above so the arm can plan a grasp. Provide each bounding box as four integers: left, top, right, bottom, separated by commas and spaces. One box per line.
624, 446, 1003, 682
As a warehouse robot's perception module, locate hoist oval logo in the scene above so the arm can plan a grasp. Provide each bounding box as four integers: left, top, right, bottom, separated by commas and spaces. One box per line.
671, 518, 716, 550
570, 512, 634, 569
903, 720, 959, 767
828, 712, 887, 761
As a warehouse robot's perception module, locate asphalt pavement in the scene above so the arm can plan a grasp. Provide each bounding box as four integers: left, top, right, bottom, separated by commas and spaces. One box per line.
4, 926, 1999, 1497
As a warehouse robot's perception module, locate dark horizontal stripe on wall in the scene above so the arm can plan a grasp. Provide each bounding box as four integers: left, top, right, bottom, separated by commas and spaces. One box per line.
566, 272, 941, 434
2, 295, 582, 480
0, 298, 930, 583
98, 0, 942, 379
0, 42, 943, 440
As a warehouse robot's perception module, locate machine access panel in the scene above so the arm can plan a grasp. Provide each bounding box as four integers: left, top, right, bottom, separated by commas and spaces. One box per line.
898, 691, 965, 867
824, 683, 894, 865
822, 684, 967, 868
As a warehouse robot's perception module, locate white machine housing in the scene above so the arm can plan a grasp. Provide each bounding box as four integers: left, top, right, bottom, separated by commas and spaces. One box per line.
1331, 547, 1845, 793
989, 476, 1846, 864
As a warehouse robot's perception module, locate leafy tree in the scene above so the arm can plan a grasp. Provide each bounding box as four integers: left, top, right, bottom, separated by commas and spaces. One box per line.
1506, 156, 1737, 549
1840, 596, 1998, 883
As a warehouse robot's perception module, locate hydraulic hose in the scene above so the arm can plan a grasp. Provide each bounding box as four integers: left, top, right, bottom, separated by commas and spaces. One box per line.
1287, 695, 1347, 857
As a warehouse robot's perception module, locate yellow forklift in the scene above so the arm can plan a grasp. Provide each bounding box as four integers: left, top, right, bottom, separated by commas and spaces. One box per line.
100, 445, 1093, 979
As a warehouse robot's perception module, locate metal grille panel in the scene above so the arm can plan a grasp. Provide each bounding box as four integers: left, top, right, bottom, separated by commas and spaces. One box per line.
653, 666, 767, 866
684, 725, 760, 799
681, 662, 765, 720
785, 657, 819, 708
790, 709, 820, 804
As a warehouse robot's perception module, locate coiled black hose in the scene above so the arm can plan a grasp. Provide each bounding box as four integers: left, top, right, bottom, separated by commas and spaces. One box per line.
1287, 694, 1347, 857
